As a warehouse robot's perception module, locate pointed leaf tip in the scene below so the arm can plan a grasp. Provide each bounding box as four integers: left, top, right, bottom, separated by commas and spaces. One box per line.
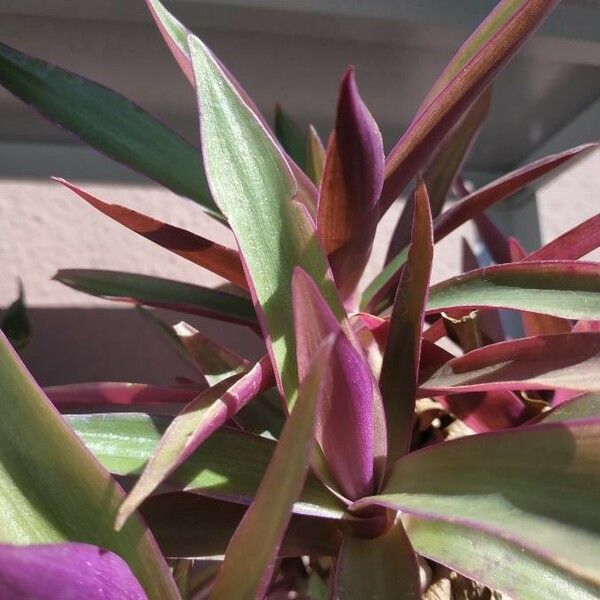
380, 0, 561, 212
115, 353, 274, 530
189, 31, 343, 398
380, 181, 433, 465
0, 40, 217, 215
53, 178, 247, 290
1, 279, 30, 351
307, 125, 326, 185
317, 67, 384, 304
292, 268, 381, 500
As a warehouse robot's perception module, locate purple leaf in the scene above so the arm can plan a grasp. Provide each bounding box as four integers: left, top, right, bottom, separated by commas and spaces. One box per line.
419, 342, 526, 432
386, 87, 491, 262
422, 318, 447, 344
44, 382, 199, 413
317, 67, 384, 306
292, 268, 382, 500
380, 180, 433, 464
380, 0, 560, 213
116, 355, 274, 529
419, 332, 600, 396
54, 178, 247, 290
434, 144, 596, 242
0, 543, 148, 600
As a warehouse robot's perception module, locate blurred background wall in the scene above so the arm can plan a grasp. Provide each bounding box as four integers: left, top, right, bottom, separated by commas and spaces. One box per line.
0, 0, 599, 385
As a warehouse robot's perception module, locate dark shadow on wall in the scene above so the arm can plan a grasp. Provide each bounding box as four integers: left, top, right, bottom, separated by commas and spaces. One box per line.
2, 307, 263, 387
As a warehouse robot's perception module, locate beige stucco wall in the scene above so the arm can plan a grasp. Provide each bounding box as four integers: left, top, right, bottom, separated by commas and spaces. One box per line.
0, 149, 598, 384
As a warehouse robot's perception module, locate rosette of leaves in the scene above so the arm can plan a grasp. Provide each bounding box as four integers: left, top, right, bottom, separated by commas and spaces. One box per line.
0, 0, 599, 598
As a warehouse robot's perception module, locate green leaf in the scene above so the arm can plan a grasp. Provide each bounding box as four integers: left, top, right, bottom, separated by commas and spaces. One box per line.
188, 33, 344, 399
334, 520, 421, 600
67, 412, 344, 520
0, 42, 219, 218
0, 333, 179, 600
55, 269, 257, 327
356, 420, 600, 598
114, 357, 274, 529
210, 337, 332, 599
427, 261, 600, 320
145, 0, 318, 212
405, 517, 599, 600
363, 143, 594, 313
541, 393, 600, 423
275, 104, 307, 172
1, 280, 30, 351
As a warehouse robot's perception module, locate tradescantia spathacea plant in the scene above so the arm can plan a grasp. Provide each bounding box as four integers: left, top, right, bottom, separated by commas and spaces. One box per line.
1, 0, 600, 597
